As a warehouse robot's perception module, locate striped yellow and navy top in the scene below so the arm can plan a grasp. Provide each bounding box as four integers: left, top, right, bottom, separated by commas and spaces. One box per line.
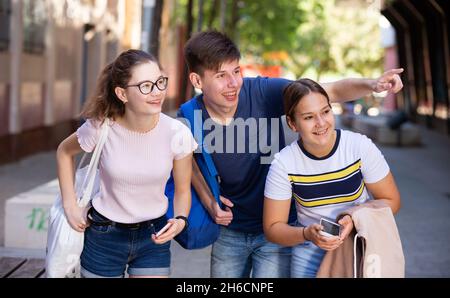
289, 159, 364, 208
265, 130, 390, 226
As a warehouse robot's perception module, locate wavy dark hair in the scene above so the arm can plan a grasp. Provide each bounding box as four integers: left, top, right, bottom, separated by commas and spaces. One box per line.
184, 30, 241, 75
81, 49, 161, 122
283, 78, 331, 124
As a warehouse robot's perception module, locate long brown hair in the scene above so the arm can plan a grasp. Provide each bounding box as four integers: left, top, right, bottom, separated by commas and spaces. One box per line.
81, 49, 161, 121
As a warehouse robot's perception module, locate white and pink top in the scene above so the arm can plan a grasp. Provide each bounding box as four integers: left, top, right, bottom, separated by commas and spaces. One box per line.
76, 113, 197, 223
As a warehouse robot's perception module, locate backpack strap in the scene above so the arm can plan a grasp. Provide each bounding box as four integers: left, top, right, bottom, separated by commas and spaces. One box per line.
180, 97, 220, 200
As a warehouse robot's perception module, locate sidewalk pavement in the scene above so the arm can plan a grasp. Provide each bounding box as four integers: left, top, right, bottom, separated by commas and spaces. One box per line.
0, 116, 449, 277
374, 126, 450, 277
0, 242, 211, 278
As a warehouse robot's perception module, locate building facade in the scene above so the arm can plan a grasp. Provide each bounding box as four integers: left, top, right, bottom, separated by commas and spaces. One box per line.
381, 0, 449, 134
0, 0, 143, 164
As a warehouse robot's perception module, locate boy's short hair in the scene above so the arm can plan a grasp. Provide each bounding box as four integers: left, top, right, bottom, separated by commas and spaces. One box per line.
184, 30, 241, 75
283, 79, 331, 122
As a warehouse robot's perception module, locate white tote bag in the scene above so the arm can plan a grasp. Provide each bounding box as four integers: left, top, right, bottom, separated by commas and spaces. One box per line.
45, 119, 110, 278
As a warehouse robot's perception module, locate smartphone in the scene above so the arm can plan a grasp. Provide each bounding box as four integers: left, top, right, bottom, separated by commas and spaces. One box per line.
319, 218, 341, 237
155, 222, 172, 237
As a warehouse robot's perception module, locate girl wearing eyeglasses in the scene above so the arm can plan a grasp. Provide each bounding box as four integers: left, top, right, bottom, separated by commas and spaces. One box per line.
55, 49, 197, 278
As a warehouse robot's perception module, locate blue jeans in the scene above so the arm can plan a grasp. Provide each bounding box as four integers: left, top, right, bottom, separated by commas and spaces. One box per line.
211, 226, 291, 278
80, 208, 171, 278
291, 241, 326, 278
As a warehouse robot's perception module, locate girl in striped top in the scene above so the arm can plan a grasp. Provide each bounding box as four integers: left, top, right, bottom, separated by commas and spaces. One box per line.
263, 79, 401, 277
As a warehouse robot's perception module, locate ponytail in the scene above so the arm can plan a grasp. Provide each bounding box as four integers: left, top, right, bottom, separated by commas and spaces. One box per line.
80, 49, 160, 122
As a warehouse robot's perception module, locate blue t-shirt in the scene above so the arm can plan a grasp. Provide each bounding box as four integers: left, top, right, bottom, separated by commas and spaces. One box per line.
182, 77, 297, 233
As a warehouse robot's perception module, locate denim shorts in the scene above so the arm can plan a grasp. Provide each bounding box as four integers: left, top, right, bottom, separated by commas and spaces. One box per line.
80, 208, 171, 278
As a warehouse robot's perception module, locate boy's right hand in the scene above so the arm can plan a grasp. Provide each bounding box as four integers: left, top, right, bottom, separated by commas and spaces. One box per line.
305, 224, 343, 251
64, 201, 88, 232
209, 196, 234, 226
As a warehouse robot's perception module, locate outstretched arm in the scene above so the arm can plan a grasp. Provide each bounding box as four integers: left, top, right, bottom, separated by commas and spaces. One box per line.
322, 68, 404, 103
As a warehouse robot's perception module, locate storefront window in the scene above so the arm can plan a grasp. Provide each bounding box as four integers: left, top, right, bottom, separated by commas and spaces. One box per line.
0, 0, 11, 51
23, 0, 47, 54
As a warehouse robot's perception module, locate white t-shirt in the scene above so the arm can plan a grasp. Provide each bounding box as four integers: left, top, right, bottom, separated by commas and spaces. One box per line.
264, 130, 389, 227
76, 113, 197, 223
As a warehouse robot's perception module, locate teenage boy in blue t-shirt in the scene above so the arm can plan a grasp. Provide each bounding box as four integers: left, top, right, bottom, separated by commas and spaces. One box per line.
182, 30, 404, 278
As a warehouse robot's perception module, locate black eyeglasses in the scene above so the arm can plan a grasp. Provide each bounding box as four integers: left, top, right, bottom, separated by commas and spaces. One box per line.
125, 76, 168, 95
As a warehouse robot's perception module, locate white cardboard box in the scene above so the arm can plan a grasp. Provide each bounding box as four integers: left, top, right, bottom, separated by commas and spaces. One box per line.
4, 179, 58, 249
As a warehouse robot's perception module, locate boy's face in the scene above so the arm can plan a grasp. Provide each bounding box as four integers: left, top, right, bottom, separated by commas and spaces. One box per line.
287, 92, 335, 148
191, 59, 243, 112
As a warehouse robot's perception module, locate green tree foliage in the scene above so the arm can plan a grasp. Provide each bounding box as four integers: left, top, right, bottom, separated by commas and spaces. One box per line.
172, 0, 305, 63
234, 0, 305, 58
286, 0, 334, 80
328, 3, 383, 78
286, 0, 383, 79
173, 0, 383, 78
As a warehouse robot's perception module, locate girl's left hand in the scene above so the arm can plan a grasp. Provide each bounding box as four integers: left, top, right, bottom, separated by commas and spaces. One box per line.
338, 215, 354, 240
151, 218, 185, 244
